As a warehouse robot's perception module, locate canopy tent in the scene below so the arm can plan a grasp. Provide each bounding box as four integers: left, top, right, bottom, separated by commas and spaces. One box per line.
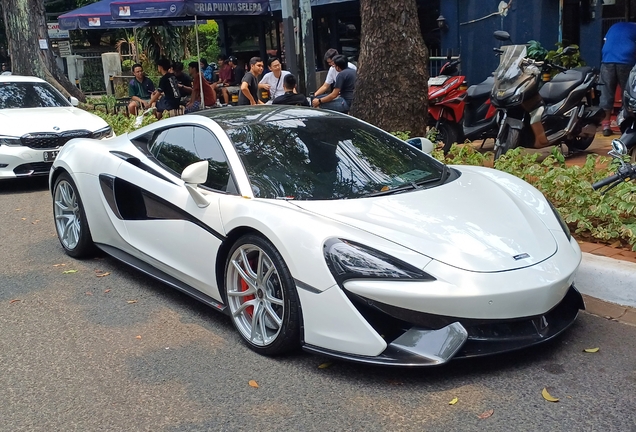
109, 0, 271, 20
59, 0, 150, 30
59, 0, 197, 30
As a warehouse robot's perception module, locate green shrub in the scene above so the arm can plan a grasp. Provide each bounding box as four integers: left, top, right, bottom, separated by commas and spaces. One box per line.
92, 111, 158, 136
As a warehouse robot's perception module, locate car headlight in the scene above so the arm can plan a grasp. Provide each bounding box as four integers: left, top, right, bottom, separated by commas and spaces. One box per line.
323, 238, 435, 284
92, 126, 113, 140
548, 201, 571, 241
0, 135, 22, 146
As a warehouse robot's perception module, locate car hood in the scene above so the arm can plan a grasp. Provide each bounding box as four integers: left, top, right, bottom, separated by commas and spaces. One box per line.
290, 169, 558, 272
0, 107, 108, 136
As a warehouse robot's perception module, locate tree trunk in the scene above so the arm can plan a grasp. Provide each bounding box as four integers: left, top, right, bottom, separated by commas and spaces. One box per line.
1, 0, 86, 102
351, 0, 428, 137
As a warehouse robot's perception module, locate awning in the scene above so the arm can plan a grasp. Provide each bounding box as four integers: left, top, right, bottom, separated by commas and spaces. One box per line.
268, 0, 354, 11
59, 0, 150, 30
110, 0, 271, 20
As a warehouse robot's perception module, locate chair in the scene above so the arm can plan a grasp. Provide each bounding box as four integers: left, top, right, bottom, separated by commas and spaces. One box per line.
114, 97, 132, 115
92, 102, 109, 114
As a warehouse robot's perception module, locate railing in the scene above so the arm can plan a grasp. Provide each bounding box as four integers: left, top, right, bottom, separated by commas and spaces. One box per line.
77, 51, 106, 94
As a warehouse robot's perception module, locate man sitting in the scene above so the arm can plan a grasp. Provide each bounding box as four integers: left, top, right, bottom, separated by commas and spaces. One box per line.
221, 56, 244, 105
148, 59, 182, 119
171, 61, 192, 98
272, 74, 309, 106
259, 57, 290, 102
216, 55, 233, 104
200, 58, 214, 83
185, 61, 217, 113
314, 48, 357, 98
311, 55, 355, 113
127, 63, 155, 116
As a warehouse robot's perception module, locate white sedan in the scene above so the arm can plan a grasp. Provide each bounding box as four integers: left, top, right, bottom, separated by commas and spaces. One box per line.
49, 106, 584, 366
0, 75, 113, 179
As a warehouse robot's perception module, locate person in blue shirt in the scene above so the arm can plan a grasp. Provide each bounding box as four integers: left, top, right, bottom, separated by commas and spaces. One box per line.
600, 22, 636, 136
199, 58, 214, 83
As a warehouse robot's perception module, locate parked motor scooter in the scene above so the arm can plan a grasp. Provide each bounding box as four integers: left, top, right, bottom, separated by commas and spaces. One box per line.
591, 139, 636, 193
490, 31, 604, 160
427, 56, 499, 153
613, 68, 636, 163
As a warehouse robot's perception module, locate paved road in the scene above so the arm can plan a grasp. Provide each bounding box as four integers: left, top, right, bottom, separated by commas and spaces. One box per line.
1, 178, 635, 432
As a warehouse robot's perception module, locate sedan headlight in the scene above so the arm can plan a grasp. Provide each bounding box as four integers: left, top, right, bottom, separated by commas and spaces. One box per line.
324, 238, 435, 284
92, 126, 113, 140
548, 201, 571, 241
0, 135, 22, 146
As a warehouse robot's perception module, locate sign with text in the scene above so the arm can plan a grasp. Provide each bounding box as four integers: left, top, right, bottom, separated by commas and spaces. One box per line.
47, 23, 70, 39
58, 40, 72, 57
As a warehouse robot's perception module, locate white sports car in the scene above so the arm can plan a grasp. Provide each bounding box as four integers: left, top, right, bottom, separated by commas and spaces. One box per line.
49, 106, 584, 366
0, 75, 113, 179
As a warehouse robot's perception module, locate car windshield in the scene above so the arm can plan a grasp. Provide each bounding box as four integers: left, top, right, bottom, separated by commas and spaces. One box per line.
221, 113, 446, 200
0, 81, 71, 109
493, 44, 528, 93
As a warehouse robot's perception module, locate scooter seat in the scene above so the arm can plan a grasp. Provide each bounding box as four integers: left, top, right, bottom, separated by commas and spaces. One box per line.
539, 67, 591, 104
467, 76, 494, 99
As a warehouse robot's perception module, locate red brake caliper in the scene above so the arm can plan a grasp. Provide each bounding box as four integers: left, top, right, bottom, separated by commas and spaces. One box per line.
240, 259, 256, 317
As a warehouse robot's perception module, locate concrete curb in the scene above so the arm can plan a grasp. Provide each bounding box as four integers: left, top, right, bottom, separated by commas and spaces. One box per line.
576, 252, 636, 325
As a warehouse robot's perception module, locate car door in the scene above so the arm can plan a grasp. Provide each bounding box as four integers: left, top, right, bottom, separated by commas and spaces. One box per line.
115, 124, 237, 301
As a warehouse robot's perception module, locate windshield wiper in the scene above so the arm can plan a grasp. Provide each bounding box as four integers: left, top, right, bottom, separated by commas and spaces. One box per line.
365, 182, 420, 197
415, 164, 449, 187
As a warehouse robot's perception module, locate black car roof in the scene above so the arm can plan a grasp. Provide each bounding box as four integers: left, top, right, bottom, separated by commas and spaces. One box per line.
192, 105, 346, 129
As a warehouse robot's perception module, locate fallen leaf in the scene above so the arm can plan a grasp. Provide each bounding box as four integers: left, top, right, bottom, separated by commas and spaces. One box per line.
21, 218, 26, 221
135, 335, 142, 339
104, 289, 111, 293
15, 208, 21, 211
477, 409, 494, 419
95, 272, 110, 278
85, 292, 93, 296
53, 264, 66, 267
449, 397, 458, 405
62, 270, 78, 274
542, 388, 559, 402
583, 347, 600, 353
127, 300, 137, 304
9, 299, 21, 304
318, 362, 332, 369
610, 241, 621, 248
248, 380, 259, 388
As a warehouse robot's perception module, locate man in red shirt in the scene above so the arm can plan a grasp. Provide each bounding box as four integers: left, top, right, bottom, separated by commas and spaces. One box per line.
216, 55, 233, 104
186, 62, 217, 113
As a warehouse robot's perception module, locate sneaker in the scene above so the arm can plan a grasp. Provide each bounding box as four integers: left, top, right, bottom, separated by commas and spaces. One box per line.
603, 128, 613, 137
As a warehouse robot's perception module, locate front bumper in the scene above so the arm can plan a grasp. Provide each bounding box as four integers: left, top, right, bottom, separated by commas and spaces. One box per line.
303, 285, 584, 366
0, 145, 54, 179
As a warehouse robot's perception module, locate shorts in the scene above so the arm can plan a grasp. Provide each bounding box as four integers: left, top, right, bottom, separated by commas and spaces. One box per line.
599, 63, 632, 111
156, 98, 180, 113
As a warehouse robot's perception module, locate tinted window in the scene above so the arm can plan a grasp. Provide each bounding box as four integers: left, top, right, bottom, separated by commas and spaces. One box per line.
223, 116, 445, 200
0, 82, 71, 109
150, 126, 233, 192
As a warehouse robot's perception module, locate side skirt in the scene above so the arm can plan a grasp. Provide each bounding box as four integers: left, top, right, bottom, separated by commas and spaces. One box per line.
95, 243, 228, 315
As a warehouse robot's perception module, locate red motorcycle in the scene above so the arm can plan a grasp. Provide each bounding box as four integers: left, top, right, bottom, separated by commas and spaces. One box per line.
428, 57, 499, 153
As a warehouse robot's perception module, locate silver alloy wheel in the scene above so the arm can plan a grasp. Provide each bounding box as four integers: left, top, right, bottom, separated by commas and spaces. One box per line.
54, 179, 81, 250
226, 244, 285, 346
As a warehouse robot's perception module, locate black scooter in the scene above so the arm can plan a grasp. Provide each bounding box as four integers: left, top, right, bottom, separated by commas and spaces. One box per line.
490, 31, 604, 160
614, 68, 636, 163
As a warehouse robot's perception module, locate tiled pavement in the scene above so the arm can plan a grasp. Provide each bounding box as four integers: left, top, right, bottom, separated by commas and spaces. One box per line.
468, 133, 636, 326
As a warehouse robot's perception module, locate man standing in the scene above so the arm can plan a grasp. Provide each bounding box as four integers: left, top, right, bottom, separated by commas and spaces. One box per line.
185, 62, 216, 113
314, 48, 357, 97
272, 74, 309, 106
127, 63, 155, 116
238, 57, 264, 106
259, 57, 290, 102
600, 22, 636, 136
149, 59, 181, 119
312, 55, 355, 113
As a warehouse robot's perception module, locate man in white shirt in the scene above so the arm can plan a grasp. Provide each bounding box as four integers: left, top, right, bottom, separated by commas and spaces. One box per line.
314, 48, 357, 97
259, 57, 290, 102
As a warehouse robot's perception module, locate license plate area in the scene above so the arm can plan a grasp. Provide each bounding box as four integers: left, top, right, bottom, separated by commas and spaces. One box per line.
43, 150, 59, 162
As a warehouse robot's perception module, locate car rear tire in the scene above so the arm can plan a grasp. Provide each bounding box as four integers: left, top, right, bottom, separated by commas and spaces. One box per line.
53, 172, 96, 258
224, 234, 301, 356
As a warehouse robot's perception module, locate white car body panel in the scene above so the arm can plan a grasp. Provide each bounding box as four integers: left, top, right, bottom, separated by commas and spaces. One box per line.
48, 108, 584, 365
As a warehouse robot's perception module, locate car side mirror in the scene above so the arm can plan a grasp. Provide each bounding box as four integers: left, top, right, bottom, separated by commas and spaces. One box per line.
182, 161, 210, 208
69, 96, 79, 106
406, 137, 434, 154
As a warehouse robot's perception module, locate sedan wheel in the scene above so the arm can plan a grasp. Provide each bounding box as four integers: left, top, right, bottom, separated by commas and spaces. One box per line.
53, 173, 95, 258
225, 235, 300, 355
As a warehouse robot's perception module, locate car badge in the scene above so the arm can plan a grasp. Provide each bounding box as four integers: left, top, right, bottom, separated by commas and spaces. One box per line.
513, 253, 530, 260
53, 126, 60, 131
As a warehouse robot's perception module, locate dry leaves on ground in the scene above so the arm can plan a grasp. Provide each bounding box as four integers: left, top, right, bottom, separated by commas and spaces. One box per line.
62, 270, 78, 274
136, 335, 142, 339
477, 409, 494, 419
53, 263, 66, 267
127, 300, 138, 304
583, 347, 600, 353
542, 388, 559, 402
248, 380, 259, 388
9, 299, 21, 304
104, 289, 111, 293
95, 271, 110, 277
449, 397, 458, 405
318, 362, 332, 369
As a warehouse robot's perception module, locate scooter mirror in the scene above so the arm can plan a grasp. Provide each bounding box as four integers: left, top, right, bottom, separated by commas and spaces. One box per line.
610, 139, 627, 156
561, 46, 578, 56
493, 30, 511, 41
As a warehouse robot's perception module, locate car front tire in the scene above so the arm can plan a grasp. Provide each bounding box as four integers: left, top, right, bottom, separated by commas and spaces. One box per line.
224, 234, 301, 356
53, 172, 96, 258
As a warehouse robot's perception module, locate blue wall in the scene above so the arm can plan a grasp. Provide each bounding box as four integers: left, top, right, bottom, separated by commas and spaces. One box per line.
440, 0, 602, 85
